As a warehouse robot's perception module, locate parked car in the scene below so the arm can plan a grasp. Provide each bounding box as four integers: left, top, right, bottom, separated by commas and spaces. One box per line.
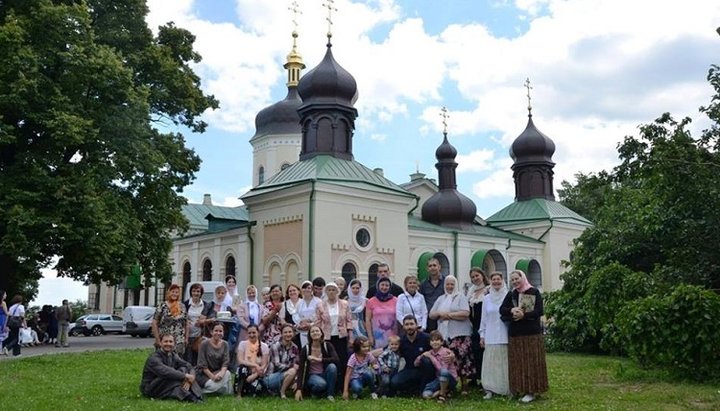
122, 306, 156, 338
69, 315, 88, 337
78, 314, 124, 336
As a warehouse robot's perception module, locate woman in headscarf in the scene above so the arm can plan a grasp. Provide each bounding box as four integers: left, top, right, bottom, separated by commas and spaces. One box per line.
279, 283, 302, 346
429, 275, 475, 395
466, 267, 489, 387
239, 285, 263, 342
152, 284, 189, 355
479, 271, 510, 399
346, 279, 367, 339
364, 277, 398, 349
499, 270, 548, 403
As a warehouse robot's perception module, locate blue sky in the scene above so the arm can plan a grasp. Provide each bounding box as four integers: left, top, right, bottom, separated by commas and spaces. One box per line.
34, 0, 720, 306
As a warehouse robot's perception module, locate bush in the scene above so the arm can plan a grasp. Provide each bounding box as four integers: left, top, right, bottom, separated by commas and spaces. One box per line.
615, 284, 720, 381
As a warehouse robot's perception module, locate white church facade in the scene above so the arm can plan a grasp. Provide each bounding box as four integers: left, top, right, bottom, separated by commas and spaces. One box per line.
89, 29, 590, 313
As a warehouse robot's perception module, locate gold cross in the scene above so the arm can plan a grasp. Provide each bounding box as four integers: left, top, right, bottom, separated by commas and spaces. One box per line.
322, 0, 337, 39
440, 106, 450, 135
288, 1, 301, 30
524, 77, 533, 114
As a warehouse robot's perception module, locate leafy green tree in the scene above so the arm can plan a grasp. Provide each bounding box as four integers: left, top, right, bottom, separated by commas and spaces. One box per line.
548, 65, 720, 356
0, 0, 218, 301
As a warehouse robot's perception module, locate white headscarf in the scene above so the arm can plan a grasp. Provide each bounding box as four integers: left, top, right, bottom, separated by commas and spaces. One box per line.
347, 279, 366, 313
437, 275, 460, 338
246, 285, 261, 326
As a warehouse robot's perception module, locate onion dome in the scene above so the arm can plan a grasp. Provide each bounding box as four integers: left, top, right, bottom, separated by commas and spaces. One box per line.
297, 40, 358, 161
252, 88, 302, 138
509, 115, 556, 165
421, 133, 477, 230
509, 114, 556, 201
297, 43, 358, 107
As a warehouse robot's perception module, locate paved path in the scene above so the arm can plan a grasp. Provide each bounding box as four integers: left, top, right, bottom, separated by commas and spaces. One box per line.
1, 334, 154, 360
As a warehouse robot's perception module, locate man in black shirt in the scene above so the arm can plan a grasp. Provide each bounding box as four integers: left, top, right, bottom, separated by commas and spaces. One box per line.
419, 258, 445, 332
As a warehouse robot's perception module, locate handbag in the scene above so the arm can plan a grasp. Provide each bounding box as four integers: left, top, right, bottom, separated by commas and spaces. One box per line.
7, 305, 22, 328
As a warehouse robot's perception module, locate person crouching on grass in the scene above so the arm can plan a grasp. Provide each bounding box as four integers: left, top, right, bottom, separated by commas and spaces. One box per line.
342, 336, 379, 400
140, 333, 203, 403
235, 324, 270, 398
416, 330, 457, 403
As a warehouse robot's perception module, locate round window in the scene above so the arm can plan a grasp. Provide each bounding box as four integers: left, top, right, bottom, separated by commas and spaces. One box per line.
355, 228, 371, 248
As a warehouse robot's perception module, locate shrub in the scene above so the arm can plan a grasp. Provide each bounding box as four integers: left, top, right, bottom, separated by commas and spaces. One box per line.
615, 284, 720, 381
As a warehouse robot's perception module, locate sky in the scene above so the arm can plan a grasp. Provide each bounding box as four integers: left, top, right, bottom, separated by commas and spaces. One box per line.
32, 0, 720, 306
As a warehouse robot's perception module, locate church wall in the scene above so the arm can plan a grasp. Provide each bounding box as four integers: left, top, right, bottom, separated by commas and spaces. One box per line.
310, 183, 414, 286
404, 182, 438, 218
541, 222, 584, 291
251, 133, 301, 185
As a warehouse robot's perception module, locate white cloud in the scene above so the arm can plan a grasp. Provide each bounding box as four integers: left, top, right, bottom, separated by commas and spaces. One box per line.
33, 268, 88, 307
457, 149, 495, 173
472, 159, 516, 199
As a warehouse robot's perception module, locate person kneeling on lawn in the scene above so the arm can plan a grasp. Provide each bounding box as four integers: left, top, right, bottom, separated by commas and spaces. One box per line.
264, 324, 300, 398
140, 333, 203, 403
416, 330, 457, 403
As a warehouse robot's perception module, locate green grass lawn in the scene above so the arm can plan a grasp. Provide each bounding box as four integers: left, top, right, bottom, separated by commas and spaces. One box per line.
0, 350, 718, 410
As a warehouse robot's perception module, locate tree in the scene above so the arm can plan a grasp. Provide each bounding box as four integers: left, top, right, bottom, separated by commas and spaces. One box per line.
0, 0, 218, 301
548, 64, 720, 355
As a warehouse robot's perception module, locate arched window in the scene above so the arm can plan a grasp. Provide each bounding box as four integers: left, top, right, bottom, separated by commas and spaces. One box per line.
368, 263, 379, 288
225, 256, 236, 278
342, 262, 357, 283
202, 259, 212, 281
258, 166, 265, 185
434, 253, 450, 277
182, 262, 191, 298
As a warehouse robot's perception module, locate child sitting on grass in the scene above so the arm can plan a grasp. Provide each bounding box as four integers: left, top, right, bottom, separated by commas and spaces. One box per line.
415, 330, 457, 403
375, 335, 401, 397
342, 336, 379, 400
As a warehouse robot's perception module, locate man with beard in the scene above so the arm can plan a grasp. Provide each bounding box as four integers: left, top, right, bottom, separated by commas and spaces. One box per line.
140, 333, 203, 403
389, 315, 435, 396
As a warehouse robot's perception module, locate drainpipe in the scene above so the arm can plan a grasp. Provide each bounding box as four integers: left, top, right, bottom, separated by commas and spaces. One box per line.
247, 221, 256, 285
453, 231, 459, 277
308, 180, 316, 280
407, 195, 420, 215
537, 220, 554, 241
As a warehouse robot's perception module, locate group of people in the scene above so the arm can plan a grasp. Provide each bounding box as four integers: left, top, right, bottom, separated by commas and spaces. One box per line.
0, 292, 74, 357
140, 259, 548, 404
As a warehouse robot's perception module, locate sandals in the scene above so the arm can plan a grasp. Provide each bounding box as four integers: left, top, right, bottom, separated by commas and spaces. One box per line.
437, 395, 447, 403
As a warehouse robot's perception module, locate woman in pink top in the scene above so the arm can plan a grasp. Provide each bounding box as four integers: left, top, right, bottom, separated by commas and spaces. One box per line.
364, 277, 398, 349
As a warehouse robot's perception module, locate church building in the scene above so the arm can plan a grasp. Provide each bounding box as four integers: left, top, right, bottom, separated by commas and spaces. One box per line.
89, 26, 590, 312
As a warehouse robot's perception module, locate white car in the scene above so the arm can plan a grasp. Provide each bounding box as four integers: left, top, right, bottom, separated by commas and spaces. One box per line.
78, 314, 123, 336
121, 306, 156, 338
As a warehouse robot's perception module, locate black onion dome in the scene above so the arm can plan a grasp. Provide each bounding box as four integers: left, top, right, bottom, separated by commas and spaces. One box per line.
252, 87, 302, 139
509, 116, 555, 165
435, 135, 457, 159
421, 133, 477, 229
297, 45, 358, 106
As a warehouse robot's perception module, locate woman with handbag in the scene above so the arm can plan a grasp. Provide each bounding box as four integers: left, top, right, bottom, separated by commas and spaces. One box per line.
184, 283, 214, 365
5, 294, 26, 357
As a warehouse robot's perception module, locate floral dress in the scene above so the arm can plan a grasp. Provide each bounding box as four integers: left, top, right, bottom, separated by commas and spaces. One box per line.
154, 302, 188, 355
261, 300, 283, 345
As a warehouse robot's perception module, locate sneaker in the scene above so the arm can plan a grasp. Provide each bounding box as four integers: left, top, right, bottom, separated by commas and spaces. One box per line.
370, 393, 378, 400
483, 392, 493, 400
352, 393, 358, 399
62, 344, 69, 348
520, 394, 535, 403
327, 396, 335, 402
55, 344, 61, 348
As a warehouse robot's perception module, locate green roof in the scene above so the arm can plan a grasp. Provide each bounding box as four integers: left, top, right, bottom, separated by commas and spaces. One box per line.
408, 215, 542, 243
181, 204, 249, 232
486, 198, 592, 226
243, 155, 416, 199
